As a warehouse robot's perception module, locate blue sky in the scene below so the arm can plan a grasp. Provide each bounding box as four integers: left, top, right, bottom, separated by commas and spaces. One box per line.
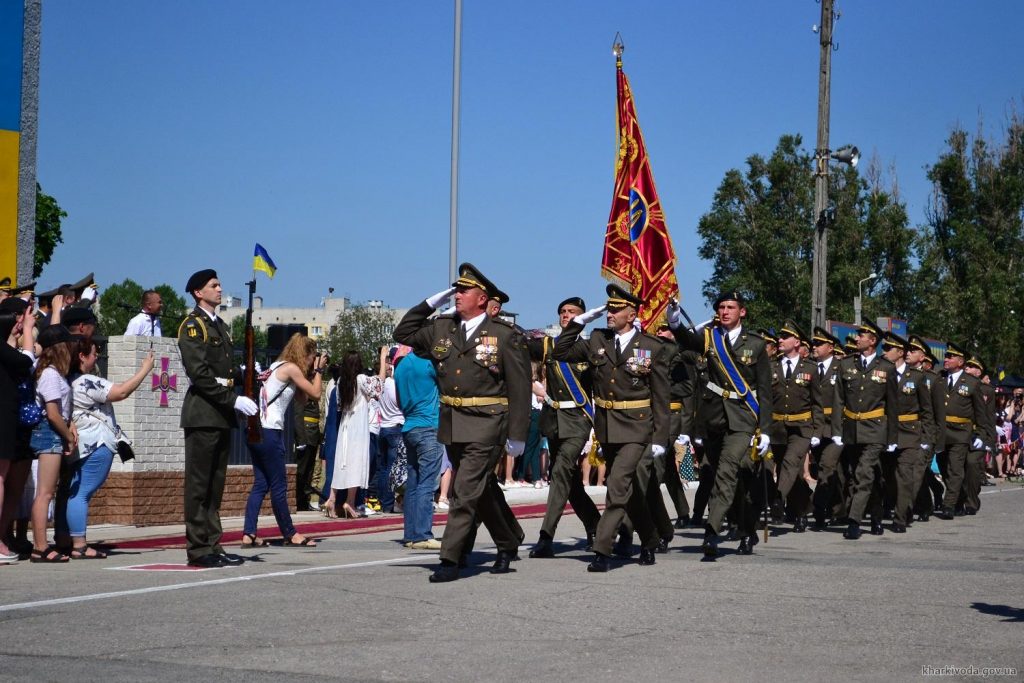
34, 1, 1023, 329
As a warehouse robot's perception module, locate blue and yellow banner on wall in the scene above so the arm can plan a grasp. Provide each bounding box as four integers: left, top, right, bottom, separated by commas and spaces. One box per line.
0, 1, 26, 282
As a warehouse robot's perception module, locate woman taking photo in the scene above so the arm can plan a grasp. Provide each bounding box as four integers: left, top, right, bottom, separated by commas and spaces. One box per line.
55, 337, 154, 559
0, 304, 35, 563
324, 347, 386, 518
29, 325, 76, 563
241, 334, 327, 548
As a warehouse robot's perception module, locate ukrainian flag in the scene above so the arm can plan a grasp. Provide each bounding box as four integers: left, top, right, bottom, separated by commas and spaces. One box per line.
253, 243, 277, 278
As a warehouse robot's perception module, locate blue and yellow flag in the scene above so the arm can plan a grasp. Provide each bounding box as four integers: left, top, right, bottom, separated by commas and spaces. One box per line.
253, 243, 277, 278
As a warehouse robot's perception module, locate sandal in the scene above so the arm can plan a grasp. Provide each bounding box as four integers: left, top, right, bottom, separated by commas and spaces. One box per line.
70, 546, 107, 560
284, 535, 317, 547
29, 547, 69, 563
240, 534, 269, 548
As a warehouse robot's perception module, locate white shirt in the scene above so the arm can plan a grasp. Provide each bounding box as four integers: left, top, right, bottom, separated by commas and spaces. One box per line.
781, 354, 799, 377
460, 311, 488, 340
860, 351, 877, 367
817, 356, 833, 375
124, 311, 162, 337
947, 369, 963, 387
377, 377, 405, 428
613, 327, 636, 352
894, 361, 907, 379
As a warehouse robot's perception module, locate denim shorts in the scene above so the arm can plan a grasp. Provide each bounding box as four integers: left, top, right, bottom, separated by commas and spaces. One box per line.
30, 420, 64, 456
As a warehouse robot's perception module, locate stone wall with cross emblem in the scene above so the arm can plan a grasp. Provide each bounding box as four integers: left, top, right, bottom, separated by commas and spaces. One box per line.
88, 335, 294, 525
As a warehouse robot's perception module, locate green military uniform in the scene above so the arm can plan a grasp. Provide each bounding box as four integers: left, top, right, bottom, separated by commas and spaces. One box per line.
527, 330, 601, 549
907, 336, 946, 521
293, 398, 322, 511
660, 341, 694, 523
687, 350, 716, 525
961, 357, 996, 515
810, 327, 847, 528
673, 295, 773, 552
881, 334, 936, 530
553, 286, 671, 560
393, 266, 531, 568
937, 343, 990, 518
178, 303, 242, 563
832, 322, 899, 535
768, 321, 824, 529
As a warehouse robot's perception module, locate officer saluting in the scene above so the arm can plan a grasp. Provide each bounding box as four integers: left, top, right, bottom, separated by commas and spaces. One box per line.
178, 269, 259, 567
393, 263, 531, 583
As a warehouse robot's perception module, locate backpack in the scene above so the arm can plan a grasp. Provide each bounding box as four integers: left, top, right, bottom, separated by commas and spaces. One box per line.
17, 379, 44, 428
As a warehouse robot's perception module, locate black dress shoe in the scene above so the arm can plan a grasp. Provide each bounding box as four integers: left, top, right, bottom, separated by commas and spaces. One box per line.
674, 516, 688, 530
770, 500, 784, 524
954, 507, 966, 517
187, 554, 222, 568
701, 531, 719, 558
429, 562, 459, 583
529, 535, 554, 559
612, 535, 632, 558
655, 534, 672, 553
687, 515, 704, 529
216, 552, 245, 566
811, 518, 828, 532
793, 517, 807, 533
916, 513, 930, 522
490, 550, 516, 574
737, 534, 758, 555
935, 507, 955, 520
587, 553, 609, 573
870, 520, 884, 536
843, 523, 862, 540
584, 530, 595, 552
965, 508, 977, 515
891, 522, 907, 533
638, 548, 656, 566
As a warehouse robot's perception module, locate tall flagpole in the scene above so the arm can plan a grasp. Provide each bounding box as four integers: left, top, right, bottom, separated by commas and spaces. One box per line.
448, 0, 463, 284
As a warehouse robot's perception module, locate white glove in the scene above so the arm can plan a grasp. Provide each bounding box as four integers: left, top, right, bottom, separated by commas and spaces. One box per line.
675, 434, 691, 447
81, 286, 98, 302
921, 444, 930, 451
426, 286, 457, 309
666, 300, 683, 330
573, 305, 607, 326
810, 436, 821, 448
971, 437, 984, 450
694, 438, 703, 447
887, 443, 897, 453
651, 444, 665, 458
234, 396, 258, 416
832, 435, 844, 447
506, 439, 525, 458
438, 305, 456, 316
751, 433, 770, 456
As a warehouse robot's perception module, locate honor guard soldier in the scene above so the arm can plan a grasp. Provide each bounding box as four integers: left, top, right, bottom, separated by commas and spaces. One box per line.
553, 284, 670, 571
768, 320, 824, 533
935, 342, 989, 520
906, 334, 945, 522
526, 296, 601, 559
962, 357, 996, 514
393, 263, 530, 583
809, 327, 847, 530
178, 269, 258, 567
668, 291, 773, 557
880, 332, 935, 533
657, 324, 695, 528
832, 320, 898, 540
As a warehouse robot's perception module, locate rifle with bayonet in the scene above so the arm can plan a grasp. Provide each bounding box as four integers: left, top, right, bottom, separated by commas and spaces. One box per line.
243, 279, 262, 444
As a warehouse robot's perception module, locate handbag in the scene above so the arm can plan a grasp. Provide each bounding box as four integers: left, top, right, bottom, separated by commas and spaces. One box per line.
74, 405, 135, 463
677, 442, 696, 481
388, 438, 409, 493
17, 379, 44, 428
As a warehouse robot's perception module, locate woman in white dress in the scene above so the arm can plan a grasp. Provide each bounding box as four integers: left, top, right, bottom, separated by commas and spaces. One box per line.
325, 348, 386, 518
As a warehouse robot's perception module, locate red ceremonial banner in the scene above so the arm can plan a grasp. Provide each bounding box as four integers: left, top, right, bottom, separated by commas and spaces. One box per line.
600, 57, 679, 330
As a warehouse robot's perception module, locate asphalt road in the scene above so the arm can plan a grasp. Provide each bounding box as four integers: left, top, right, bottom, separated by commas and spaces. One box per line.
1, 484, 1022, 682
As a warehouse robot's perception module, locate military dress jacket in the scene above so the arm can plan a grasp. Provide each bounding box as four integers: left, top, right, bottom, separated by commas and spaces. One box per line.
527, 336, 593, 441
673, 325, 773, 435
769, 356, 824, 443
814, 357, 841, 440
891, 366, 936, 449
832, 354, 899, 445
941, 372, 991, 447
977, 383, 998, 450
920, 367, 947, 452
665, 342, 697, 441
393, 301, 531, 445
553, 321, 670, 447
178, 307, 242, 430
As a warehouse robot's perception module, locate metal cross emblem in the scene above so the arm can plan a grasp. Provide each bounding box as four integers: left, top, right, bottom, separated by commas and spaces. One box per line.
152, 356, 178, 407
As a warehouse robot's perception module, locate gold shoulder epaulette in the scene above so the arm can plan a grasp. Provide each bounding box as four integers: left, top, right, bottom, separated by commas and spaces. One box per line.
178, 313, 208, 342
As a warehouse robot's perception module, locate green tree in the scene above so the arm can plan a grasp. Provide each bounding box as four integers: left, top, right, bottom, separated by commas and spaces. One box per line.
913, 114, 1024, 370
229, 315, 268, 351
694, 134, 915, 330
34, 183, 67, 279
323, 304, 398, 370
97, 278, 189, 337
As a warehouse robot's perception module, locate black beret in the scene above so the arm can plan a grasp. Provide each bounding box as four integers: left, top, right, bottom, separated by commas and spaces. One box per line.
556, 296, 586, 313
63, 307, 97, 326
713, 290, 745, 308
186, 269, 218, 294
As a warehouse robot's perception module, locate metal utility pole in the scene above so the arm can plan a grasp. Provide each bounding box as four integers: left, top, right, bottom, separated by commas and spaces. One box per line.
448, 0, 463, 285
810, 0, 834, 331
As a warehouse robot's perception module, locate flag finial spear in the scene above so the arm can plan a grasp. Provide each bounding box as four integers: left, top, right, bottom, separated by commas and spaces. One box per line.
611, 32, 624, 66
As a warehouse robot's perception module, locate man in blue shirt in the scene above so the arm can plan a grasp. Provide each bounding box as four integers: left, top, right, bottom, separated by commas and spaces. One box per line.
394, 348, 445, 549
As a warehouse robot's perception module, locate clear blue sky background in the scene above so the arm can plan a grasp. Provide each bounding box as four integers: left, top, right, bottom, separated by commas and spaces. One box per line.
34, 1, 1023, 329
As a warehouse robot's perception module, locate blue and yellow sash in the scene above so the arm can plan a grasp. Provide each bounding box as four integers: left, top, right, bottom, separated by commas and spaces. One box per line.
706, 326, 760, 420
545, 337, 594, 422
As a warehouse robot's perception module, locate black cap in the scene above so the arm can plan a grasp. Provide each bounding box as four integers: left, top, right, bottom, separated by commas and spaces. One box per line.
945, 341, 966, 358
38, 324, 72, 349
452, 262, 500, 300
844, 334, 858, 353
186, 269, 218, 295
0, 297, 29, 315
811, 326, 841, 347
882, 331, 909, 352
857, 319, 884, 341
605, 283, 642, 310
63, 307, 98, 327
556, 296, 586, 313
779, 319, 807, 344
713, 290, 745, 308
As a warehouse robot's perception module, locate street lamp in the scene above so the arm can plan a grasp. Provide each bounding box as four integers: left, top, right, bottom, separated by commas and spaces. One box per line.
854, 272, 878, 325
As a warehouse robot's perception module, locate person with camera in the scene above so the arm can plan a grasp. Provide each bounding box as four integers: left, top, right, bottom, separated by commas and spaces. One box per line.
54, 337, 154, 558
